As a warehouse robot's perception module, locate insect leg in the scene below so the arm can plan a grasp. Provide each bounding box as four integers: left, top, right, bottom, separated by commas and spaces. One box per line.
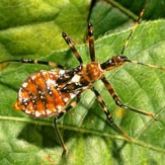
87, 23, 95, 62
101, 76, 156, 119
53, 118, 68, 156
0, 59, 64, 69
65, 99, 79, 112
120, 1, 146, 54
53, 96, 81, 156
92, 87, 131, 140
62, 32, 83, 65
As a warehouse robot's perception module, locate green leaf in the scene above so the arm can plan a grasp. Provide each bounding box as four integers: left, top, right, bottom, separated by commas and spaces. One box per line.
0, 0, 165, 164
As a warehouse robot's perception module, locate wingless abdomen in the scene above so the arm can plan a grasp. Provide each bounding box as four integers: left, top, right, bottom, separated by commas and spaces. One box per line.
15, 70, 74, 118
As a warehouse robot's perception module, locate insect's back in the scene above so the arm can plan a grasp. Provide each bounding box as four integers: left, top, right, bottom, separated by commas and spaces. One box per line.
15, 70, 74, 118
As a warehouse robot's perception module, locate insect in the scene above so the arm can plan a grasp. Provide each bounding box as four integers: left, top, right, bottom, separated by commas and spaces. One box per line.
0, 4, 164, 156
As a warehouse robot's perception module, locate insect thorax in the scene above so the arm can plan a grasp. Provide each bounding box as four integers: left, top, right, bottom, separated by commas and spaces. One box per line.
83, 62, 103, 82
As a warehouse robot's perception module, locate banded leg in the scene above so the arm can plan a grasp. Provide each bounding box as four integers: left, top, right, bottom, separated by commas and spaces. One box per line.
120, 1, 146, 54
0, 59, 64, 69
53, 98, 80, 156
53, 118, 68, 156
87, 23, 95, 61
92, 87, 131, 140
62, 32, 83, 65
101, 76, 155, 119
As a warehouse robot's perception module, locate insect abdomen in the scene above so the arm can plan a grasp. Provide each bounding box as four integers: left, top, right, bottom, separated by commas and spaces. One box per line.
15, 70, 72, 118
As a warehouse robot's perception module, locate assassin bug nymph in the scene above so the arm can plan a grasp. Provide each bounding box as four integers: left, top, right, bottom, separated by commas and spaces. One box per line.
0, 21, 164, 155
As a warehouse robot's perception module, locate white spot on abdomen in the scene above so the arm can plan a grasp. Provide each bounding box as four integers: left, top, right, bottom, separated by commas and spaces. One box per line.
64, 97, 69, 102
35, 111, 42, 117
46, 79, 56, 87
22, 82, 28, 88
70, 93, 76, 99
46, 109, 52, 115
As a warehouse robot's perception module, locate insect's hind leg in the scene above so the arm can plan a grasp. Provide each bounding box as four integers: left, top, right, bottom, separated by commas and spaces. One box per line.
53, 117, 68, 156
0, 59, 64, 69
92, 87, 131, 140
101, 76, 156, 119
53, 97, 81, 156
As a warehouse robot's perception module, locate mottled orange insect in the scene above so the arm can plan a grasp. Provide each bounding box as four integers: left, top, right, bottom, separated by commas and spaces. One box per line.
0, 10, 164, 156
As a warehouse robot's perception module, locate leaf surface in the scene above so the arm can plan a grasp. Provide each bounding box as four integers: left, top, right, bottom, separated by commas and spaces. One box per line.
0, 0, 165, 164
